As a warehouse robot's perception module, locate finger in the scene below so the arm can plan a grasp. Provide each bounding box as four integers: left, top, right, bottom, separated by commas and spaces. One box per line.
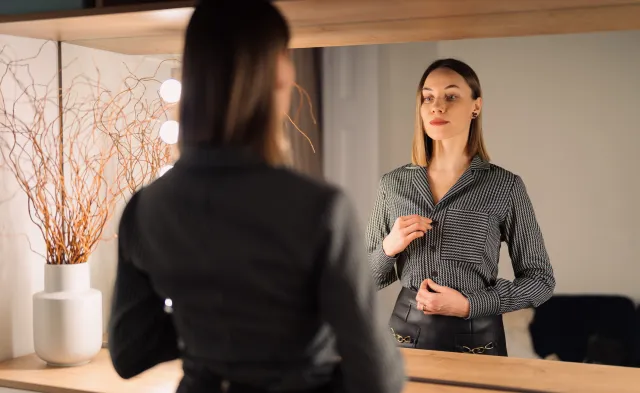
419, 297, 440, 314
415, 290, 434, 305
399, 214, 421, 222
427, 279, 445, 293
399, 216, 422, 228
405, 231, 425, 243
401, 222, 432, 235
400, 215, 433, 226
419, 278, 430, 291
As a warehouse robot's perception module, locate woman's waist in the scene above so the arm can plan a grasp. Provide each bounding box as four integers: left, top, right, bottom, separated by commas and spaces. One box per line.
393, 286, 504, 329
180, 355, 339, 392
398, 265, 498, 292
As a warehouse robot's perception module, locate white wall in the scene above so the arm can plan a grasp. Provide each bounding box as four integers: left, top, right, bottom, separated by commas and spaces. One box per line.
0, 35, 175, 362
323, 30, 640, 320
0, 36, 56, 363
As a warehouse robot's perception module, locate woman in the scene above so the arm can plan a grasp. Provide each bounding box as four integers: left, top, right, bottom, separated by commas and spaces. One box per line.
108, 1, 404, 393
366, 58, 556, 356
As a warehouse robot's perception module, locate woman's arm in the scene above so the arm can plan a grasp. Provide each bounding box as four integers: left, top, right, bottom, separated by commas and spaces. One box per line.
365, 175, 398, 289
319, 191, 405, 393
464, 175, 556, 319
108, 192, 180, 379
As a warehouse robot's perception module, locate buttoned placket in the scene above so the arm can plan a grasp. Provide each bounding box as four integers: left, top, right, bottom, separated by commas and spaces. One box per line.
412, 163, 480, 287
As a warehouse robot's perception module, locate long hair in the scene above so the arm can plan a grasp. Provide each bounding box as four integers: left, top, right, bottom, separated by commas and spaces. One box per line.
178, 0, 291, 165
411, 58, 490, 166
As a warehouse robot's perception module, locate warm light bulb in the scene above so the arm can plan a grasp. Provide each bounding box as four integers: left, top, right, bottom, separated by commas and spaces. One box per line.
159, 78, 181, 103
159, 165, 173, 177
164, 298, 173, 314
159, 120, 179, 144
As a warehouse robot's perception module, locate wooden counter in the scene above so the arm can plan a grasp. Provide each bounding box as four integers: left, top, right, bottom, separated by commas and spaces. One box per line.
1, 348, 640, 393
402, 349, 640, 393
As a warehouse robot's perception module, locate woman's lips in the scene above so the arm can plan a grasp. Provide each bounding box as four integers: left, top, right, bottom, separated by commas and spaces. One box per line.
429, 119, 449, 126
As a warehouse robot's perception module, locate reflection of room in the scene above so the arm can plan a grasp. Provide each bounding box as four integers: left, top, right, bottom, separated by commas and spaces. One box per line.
322, 29, 640, 366
1, 1, 640, 392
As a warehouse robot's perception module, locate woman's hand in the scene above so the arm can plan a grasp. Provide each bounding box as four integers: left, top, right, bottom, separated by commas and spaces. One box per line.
415, 279, 470, 318
382, 215, 432, 257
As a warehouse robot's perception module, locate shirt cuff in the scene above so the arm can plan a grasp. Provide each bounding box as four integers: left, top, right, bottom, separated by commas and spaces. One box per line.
463, 287, 501, 319
370, 244, 398, 286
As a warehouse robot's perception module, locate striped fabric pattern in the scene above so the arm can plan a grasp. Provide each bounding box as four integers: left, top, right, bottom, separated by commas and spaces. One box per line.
365, 155, 556, 319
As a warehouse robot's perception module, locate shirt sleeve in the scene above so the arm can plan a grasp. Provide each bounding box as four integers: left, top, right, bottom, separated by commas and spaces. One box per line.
365, 175, 399, 290
318, 191, 406, 393
108, 192, 180, 379
464, 175, 556, 319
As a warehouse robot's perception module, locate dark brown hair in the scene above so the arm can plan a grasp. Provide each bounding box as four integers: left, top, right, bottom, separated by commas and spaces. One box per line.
412, 58, 489, 166
178, 0, 291, 165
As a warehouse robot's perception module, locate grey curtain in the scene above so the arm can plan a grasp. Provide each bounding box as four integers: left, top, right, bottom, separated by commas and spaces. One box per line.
286, 48, 323, 181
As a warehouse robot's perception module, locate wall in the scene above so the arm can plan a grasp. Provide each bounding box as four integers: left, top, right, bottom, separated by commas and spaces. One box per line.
322, 30, 640, 320
0, 35, 175, 361
0, 36, 56, 363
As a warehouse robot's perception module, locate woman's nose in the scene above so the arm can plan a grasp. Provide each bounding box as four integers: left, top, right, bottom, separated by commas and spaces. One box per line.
431, 99, 446, 113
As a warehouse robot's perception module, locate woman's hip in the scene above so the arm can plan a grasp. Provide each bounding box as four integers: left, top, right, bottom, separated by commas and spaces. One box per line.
388, 286, 507, 356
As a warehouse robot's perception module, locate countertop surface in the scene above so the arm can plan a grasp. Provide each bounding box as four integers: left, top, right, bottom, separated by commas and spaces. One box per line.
1, 348, 640, 393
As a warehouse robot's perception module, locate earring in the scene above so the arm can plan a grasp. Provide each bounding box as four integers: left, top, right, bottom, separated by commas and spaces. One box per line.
471, 112, 478, 119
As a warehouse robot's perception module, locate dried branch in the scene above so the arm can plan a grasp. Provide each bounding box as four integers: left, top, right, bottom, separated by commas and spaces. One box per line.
287, 82, 317, 153
94, 59, 177, 199
0, 44, 177, 264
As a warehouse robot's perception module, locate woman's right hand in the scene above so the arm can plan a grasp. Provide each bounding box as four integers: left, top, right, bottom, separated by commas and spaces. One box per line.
382, 215, 432, 257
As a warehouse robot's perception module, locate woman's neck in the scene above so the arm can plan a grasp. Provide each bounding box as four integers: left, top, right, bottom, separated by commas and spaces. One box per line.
429, 139, 470, 172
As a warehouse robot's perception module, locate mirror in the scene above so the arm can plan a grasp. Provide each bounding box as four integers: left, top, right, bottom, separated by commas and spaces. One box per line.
2, 8, 638, 375
321, 29, 640, 367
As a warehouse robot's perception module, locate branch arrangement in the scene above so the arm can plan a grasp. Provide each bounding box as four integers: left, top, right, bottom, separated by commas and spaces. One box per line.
0, 43, 177, 264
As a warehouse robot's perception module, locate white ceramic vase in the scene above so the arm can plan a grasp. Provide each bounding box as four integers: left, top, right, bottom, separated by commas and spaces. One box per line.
32, 263, 102, 366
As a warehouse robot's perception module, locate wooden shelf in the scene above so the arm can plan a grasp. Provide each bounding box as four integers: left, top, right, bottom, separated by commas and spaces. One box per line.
1, 348, 640, 393
0, 0, 639, 55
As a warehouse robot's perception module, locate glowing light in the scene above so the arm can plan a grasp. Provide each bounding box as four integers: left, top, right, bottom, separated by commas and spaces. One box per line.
159, 120, 179, 144
159, 78, 181, 103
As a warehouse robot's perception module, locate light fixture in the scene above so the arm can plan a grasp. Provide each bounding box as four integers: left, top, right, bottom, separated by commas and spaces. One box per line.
159, 120, 179, 144
159, 78, 181, 103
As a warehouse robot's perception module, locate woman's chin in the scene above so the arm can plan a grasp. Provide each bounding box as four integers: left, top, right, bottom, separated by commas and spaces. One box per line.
425, 131, 451, 141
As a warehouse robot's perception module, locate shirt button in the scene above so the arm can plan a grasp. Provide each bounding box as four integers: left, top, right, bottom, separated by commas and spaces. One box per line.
431, 271, 438, 277
429, 245, 437, 252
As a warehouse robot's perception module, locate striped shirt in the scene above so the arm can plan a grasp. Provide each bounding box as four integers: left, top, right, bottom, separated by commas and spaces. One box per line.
365, 155, 556, 319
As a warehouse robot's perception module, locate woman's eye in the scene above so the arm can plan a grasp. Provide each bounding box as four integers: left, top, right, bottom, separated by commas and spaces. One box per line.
446, 95, 457, 101
423, 96, 433, 103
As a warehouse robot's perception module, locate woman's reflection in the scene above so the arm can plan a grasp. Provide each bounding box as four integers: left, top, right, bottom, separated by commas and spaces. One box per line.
365, 58, 556, 356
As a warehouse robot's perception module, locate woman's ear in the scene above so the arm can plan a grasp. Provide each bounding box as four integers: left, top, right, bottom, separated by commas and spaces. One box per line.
275, 50, 295, 90
473, 96, 483, 115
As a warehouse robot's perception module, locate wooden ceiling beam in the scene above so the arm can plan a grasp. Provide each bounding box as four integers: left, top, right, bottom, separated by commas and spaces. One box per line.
0, 0, 637, 54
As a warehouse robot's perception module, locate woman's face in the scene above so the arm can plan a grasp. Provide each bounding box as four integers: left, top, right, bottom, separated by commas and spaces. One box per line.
420, 67, 481, 142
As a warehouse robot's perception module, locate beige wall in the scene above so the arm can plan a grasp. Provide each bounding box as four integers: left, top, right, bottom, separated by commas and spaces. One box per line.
323, 30, 640, 319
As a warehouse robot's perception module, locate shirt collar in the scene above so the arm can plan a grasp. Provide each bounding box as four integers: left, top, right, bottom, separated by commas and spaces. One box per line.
174, 145, 266, 169
469, 154, 491, 171
405, 154, 490, 170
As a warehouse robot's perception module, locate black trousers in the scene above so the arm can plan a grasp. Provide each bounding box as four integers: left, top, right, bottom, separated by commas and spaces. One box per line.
389, 287, 508, 356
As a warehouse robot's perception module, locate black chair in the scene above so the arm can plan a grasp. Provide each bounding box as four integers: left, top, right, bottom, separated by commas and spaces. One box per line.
529, 295, 637, 367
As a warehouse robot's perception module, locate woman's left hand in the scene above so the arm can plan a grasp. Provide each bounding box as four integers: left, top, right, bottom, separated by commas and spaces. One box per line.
415, 279, 470, 318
